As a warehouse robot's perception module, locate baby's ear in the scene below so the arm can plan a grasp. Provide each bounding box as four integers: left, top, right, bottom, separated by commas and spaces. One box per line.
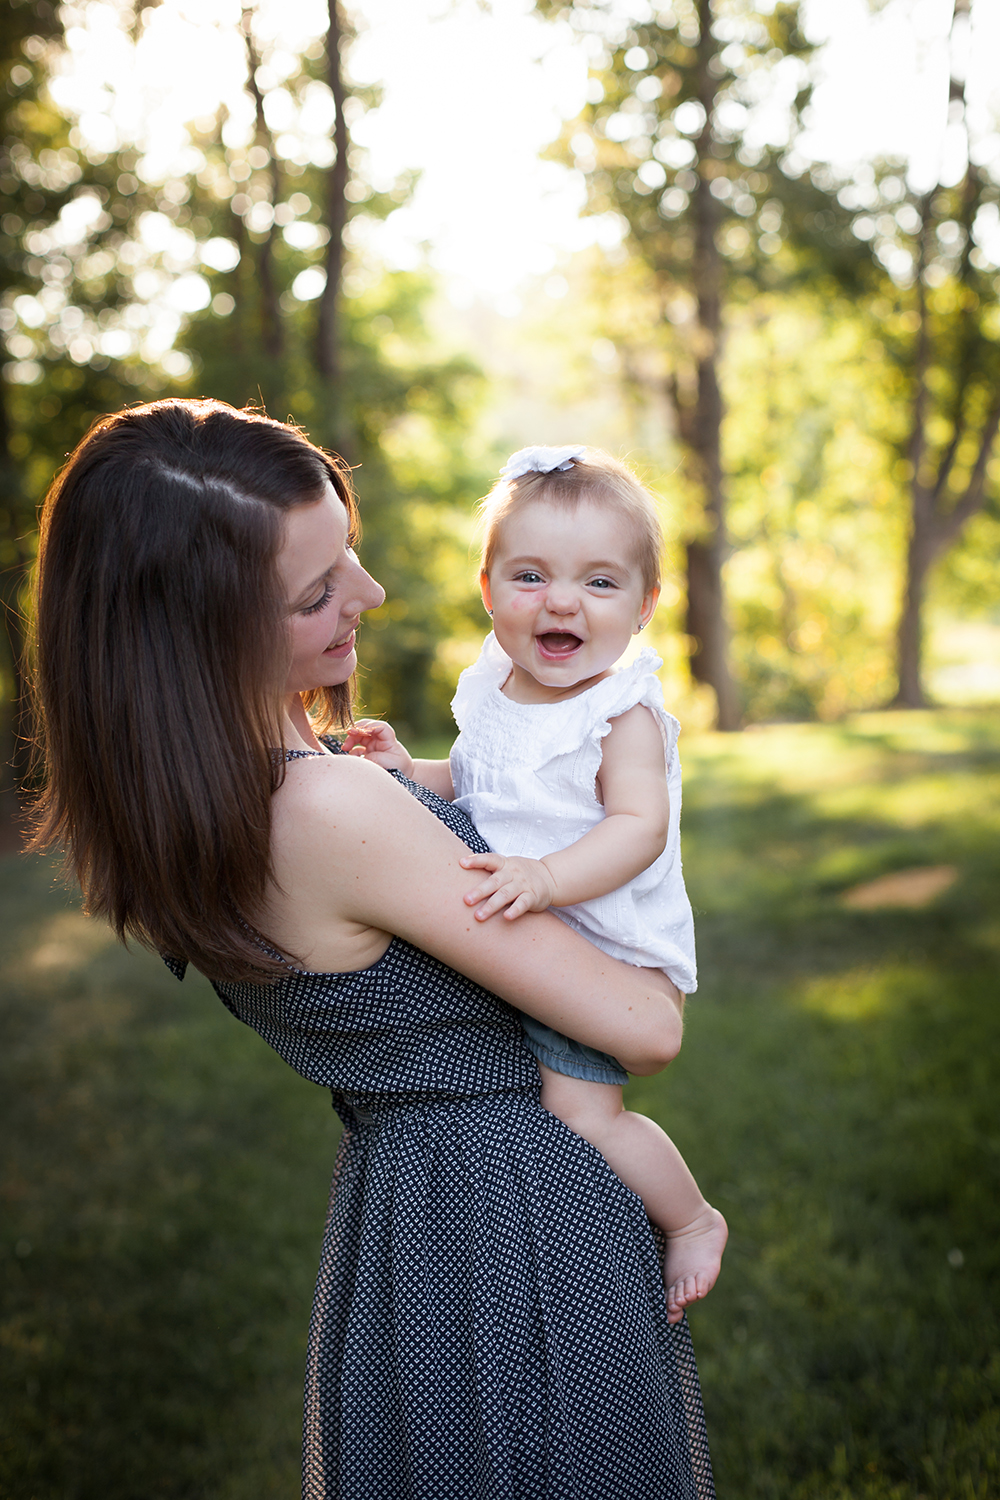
637, 583, 661, 631
479, 571, 494, 616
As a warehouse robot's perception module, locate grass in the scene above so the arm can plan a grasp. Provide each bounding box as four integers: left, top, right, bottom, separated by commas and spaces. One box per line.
2, 708, 998, 1497
0, 866, 339, 1499
631, 707, 1000, 1499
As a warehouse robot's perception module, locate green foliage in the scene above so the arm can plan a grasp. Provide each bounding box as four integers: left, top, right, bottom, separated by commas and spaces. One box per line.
0, 2, 153, 799
543, 0, 820, 287
723, 295, 905, 719
180, 257, 489, 738
0, 9, 163, 493
536, 0, 1000, 714
0, 4, 494, 753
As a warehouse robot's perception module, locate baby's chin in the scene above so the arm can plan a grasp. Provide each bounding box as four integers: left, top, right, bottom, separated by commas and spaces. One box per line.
511, 654, 624, 698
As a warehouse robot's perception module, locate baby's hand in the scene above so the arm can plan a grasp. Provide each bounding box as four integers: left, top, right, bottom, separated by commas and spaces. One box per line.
341, 719, 414, 776
459, 852, 557, 921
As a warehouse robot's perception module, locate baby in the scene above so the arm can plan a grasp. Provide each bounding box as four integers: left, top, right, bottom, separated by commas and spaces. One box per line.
344, 445, 727, 1321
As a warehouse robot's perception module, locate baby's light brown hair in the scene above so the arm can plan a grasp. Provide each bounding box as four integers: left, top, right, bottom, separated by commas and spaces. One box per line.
479, 449, 663, 593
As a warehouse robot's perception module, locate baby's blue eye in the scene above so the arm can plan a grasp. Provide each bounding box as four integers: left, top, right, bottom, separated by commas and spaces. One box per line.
514, 571, 543, 584
589, 577, 616, 589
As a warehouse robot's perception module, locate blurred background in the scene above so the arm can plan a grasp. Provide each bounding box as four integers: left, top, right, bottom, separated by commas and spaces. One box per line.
1, 1, 998, 1496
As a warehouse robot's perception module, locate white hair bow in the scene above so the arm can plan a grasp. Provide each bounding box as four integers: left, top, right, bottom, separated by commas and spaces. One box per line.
499, 445, 586, 481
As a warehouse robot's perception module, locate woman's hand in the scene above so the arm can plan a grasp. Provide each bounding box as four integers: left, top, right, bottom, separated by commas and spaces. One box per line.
460, 852, 557, 920
341, 719, 414, 776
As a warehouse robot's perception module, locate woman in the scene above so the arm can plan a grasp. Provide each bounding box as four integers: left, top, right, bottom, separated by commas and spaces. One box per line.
30, 398, 715, 1499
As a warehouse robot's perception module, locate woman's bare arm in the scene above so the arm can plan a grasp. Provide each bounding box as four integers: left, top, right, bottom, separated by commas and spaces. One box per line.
268, 754, 683, 1075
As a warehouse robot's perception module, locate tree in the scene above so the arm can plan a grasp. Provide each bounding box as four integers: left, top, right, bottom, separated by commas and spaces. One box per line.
883, 0, 1000, 706
315, 0, 350, 429
172, 1, 488, 737
539, 0, 819, 728
0, 0, 491, 782
0, 0, 145, 834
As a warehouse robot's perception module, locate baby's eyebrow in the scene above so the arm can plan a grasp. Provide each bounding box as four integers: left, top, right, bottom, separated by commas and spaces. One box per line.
506, 554, 629, 572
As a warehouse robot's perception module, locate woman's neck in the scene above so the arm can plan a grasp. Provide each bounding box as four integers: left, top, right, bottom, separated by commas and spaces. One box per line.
283, 693, 325, 752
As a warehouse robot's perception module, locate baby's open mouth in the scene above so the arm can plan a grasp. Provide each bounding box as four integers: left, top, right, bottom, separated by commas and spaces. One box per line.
536, 632, 583, 659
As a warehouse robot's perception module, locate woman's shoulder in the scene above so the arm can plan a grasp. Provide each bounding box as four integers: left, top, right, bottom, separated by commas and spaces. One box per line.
273, 749, 402, 842
274, 747, 486, 856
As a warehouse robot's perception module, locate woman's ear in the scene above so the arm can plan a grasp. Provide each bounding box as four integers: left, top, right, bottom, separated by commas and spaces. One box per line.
480, 571, 493, 617
636, 583, 661, 633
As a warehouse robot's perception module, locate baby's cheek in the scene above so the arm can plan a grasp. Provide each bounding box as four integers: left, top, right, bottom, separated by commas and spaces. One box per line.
505, 595, 537, 618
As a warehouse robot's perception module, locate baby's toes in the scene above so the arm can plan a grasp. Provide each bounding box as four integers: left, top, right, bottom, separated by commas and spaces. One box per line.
667, 1274, 697, 1312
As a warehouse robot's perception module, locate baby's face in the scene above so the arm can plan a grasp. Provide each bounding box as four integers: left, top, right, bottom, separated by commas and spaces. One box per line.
482, 497, 659, 703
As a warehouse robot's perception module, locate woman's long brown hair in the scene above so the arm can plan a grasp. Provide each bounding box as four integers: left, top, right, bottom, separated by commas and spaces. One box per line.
27, 398, 358, 981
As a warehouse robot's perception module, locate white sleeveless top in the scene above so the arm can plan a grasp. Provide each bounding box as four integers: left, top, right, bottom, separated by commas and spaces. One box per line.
449, 633, 697, 991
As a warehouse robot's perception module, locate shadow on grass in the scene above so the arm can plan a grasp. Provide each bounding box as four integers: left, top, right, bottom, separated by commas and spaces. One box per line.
0, 858, 340, 1500
627, 708, 1000, 1499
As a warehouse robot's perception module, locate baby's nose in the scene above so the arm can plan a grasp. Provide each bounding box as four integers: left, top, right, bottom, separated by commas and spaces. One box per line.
545, 585, 579, 613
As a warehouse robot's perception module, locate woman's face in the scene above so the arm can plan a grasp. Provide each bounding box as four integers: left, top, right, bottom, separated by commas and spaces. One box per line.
278, 482, 385, 697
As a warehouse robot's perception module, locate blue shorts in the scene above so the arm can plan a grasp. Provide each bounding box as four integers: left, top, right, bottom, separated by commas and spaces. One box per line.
518, 1012, 629, 1087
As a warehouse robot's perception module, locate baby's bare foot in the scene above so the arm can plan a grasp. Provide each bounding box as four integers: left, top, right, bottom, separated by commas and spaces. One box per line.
663, 1205, 728, 1324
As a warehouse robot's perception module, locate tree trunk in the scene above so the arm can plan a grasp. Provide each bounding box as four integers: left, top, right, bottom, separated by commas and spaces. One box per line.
892, 183, 933, 710
242, 10, 284, 383
316, 0, 350, 454
684, 0, 740, 730
0, 384, 31, 847
892, 524, 936, 708
686, 538, 739, 724
889, 2, 1000, 708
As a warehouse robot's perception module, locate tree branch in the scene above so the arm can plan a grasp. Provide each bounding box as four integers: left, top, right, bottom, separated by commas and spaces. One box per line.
907, 193, 932, 494
316, 0, 349, 389
936, 398, 1000, 547
242, 9, 284, 363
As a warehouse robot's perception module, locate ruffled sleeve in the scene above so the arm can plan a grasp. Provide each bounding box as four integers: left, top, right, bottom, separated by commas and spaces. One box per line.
450, 631, 512, 730
563, 648, 680, 767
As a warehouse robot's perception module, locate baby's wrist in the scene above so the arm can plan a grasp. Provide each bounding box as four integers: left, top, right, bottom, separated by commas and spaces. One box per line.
538, 857, 560, 908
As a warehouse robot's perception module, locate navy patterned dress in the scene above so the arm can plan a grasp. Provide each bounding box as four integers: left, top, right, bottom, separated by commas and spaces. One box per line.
167, 759, 715, 1500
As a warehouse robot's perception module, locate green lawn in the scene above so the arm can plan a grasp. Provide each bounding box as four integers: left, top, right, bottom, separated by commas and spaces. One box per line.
2, 709, 998, 1498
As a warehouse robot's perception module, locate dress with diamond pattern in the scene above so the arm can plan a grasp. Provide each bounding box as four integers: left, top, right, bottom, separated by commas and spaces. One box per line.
169, 758, 715, 1499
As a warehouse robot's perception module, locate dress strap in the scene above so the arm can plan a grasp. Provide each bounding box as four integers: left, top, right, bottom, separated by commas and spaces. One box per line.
276, 736, 345, 763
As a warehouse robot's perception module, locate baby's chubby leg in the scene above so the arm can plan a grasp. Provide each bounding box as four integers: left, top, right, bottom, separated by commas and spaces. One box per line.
538, 1064, 728, 1325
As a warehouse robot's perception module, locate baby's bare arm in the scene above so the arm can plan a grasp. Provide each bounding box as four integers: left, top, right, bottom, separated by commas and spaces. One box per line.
545, 703, 668, 904
461, 704, 669, 919
411, 759, 455, 799
341, 720, 454, 799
